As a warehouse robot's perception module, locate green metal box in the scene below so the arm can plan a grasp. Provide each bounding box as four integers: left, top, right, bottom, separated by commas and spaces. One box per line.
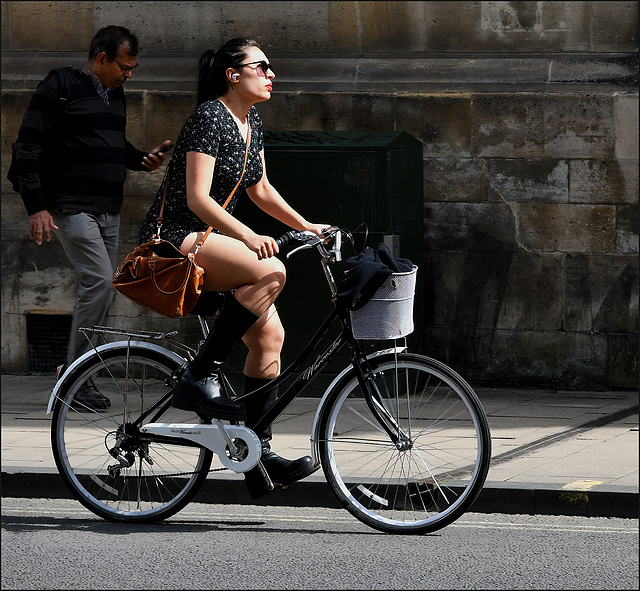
233, 131, 424, 380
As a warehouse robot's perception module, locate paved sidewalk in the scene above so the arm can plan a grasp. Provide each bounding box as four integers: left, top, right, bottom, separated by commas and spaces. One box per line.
1, 374, 638, 518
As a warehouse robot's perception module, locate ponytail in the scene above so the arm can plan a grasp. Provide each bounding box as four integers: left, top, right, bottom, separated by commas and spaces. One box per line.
196, 37, 260, 106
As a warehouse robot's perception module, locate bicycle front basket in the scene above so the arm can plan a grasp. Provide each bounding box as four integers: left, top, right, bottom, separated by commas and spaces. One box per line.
350, 265, 417, 340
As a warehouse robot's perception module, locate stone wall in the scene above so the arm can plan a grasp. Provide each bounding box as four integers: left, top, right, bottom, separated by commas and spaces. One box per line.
1, 1, 638, 388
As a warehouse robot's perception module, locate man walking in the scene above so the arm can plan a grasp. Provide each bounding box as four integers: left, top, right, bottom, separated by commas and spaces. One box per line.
12, 25, 171, 408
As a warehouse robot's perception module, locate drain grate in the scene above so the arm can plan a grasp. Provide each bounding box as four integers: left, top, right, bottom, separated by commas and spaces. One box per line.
26, 314, 72, 373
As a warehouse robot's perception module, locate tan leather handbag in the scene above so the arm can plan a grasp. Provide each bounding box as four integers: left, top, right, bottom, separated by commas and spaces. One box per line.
112, 128, 251, 317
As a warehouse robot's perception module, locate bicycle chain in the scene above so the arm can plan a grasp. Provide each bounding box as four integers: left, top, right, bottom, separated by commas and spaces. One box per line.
114, 466, 230, 479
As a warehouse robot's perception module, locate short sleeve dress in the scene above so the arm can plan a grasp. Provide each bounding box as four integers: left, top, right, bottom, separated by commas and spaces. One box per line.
139, 99, 264, 246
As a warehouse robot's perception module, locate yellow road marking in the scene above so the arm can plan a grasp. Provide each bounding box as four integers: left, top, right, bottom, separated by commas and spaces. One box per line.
561, 480, 603, 491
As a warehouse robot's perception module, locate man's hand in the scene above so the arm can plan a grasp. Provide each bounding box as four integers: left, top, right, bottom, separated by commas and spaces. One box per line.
142, 139, 173, 171
29, 211, 58, 245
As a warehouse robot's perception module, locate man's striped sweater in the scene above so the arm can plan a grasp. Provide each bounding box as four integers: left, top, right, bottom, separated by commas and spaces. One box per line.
13, 66, 147, 216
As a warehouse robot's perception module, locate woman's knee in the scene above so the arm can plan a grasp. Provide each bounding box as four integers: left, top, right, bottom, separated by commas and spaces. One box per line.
235, 260, 286, 314
243, 307, 285, 353
263, 258, 286, 290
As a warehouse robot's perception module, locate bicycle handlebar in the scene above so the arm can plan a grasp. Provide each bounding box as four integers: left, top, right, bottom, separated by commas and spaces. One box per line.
275, 230, 314, 249
275, 227, 342, 261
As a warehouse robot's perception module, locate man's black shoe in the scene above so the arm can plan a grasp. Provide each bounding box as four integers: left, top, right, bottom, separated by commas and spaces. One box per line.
71, 378, 111, 410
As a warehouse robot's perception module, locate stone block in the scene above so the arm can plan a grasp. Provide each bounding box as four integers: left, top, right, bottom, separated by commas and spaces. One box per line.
473, 94, 615, 159
6, 1, 92, 51
425, 326, 622, 389
1, 91, 32, 153
606, 333, 640, 389
297, 93, 336, 130
563, 254, 639, 333
0, 0, 637, 385
141, 91, 195, 147
335, 94, 395, 132
487, 159, 568, 203
518, 204, 617, 253
424, 158, 490, 203
124, 166, 167, 201
221, 1, 331, 52
424, 202, 516, 251
117, 192, 160, 252
479, 2, 566, 51
258, 94, 300, 130
616, 204, 639, 255
493, 252, 565, 331
614, 93, 639, 160
424, 251, 515, 330
424, 251, 567, 332
512, 331, 610, 388
1, 3, 9, 52
329, 1, 426, 52
1, 195, 30, 240
1, 235, 74, 316
590, 2, 640, 52
94, 1, 225, 53
395, 95, 472, 157
0, 312, 26, 371
569, 159, 639, 205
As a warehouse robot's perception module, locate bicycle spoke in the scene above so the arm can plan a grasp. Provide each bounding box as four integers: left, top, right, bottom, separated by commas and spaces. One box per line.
51, 344, 213, 523
319, 353, 491, 534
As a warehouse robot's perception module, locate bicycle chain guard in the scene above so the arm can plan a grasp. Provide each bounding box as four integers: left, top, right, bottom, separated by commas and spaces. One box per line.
140, 422, 262, 473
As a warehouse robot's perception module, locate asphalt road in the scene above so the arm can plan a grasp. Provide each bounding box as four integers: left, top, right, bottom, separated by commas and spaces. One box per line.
2, 498, 638, 590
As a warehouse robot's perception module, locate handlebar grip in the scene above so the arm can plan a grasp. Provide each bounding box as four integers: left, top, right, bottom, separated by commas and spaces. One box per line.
275, 231, 301, 248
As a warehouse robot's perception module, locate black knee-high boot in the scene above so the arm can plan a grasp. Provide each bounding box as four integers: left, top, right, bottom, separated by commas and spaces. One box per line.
172, 294, 259, 421
243, 376, 319, 500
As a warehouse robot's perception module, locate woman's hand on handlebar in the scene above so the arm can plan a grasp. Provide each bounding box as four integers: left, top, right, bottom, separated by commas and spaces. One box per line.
244, 232, 280, 260
246, 224, 332, 259
305, 223, 332, 237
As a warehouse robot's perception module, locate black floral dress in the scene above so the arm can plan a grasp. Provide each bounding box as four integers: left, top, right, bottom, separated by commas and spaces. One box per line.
139, 100, 264, 246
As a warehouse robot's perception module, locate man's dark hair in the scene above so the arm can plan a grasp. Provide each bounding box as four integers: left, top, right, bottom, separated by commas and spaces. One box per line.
88, 25, 139, 61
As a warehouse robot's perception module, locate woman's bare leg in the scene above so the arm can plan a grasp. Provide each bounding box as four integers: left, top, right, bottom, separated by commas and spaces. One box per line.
241, 305, 284, 378
181, 232, 286, 378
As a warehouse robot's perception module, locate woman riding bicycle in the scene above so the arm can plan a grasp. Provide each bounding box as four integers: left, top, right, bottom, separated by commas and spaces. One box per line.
139, 37, 328, 497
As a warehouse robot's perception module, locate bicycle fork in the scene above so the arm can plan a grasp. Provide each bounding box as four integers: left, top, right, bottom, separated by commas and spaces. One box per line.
351, 351, 412, 449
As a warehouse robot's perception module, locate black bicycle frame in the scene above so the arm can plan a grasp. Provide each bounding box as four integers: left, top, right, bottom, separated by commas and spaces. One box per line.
129, 299, 405, 446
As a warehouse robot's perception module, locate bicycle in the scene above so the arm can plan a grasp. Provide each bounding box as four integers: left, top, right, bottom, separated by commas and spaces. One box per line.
48, 227, 491, 535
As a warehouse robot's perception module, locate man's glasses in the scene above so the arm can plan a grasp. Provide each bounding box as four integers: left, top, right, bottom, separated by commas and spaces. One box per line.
235, 60, 274, 77
114, 58, 139, 74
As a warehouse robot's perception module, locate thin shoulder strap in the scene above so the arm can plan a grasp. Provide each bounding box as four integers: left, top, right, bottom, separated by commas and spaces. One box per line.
195, 125, 252, 251
156, 125, 252, 251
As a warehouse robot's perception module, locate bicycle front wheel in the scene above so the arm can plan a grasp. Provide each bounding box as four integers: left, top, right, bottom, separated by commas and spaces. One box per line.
318, 352, 491, 534
51, 342, 213, 523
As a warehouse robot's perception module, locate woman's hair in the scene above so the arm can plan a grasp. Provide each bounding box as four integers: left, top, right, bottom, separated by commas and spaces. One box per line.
196, 37, 260, 105
89, 25, 139, 61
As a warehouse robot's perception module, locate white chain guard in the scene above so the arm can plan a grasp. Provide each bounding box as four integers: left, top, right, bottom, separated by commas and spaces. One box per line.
140, 423, 262, 473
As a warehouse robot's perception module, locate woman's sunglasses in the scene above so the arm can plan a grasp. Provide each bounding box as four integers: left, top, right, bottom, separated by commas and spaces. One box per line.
234, 60, 274, 77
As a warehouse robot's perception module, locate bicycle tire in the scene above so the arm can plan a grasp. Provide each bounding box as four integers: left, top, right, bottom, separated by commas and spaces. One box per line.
51, 343, 213, 523
317, 352, 491, 534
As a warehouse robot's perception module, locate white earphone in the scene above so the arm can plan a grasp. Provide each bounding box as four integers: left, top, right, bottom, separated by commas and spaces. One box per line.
232, 73, 239, 80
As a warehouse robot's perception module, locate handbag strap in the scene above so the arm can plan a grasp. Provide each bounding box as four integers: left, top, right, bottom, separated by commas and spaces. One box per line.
156, 124, 252, 254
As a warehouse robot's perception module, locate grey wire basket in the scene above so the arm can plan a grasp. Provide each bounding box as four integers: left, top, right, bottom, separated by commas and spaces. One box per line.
350, 265, 417, 340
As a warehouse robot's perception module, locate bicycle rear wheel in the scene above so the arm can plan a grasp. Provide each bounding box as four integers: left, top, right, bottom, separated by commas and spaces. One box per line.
318, 352, 491, 534
51, 342, 213, 523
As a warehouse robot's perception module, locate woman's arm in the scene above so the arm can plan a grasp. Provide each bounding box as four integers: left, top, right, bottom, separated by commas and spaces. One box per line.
186, 150, 279, 259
